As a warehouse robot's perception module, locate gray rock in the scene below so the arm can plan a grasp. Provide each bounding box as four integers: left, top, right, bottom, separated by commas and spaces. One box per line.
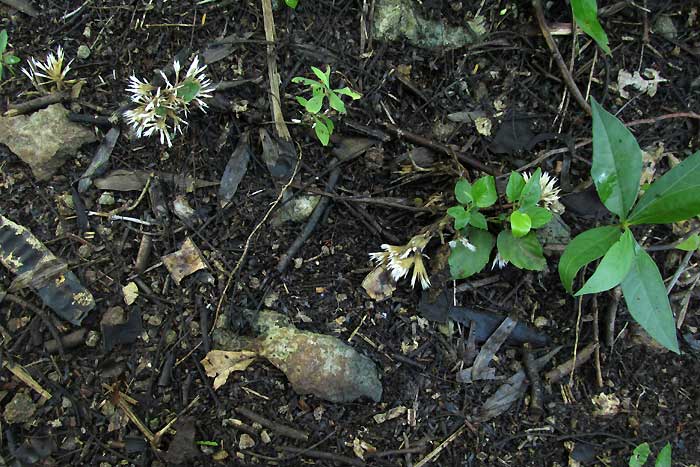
77, 45, 91, 59
654, 15, 677, 41
253, 310, 382, 403
373, 0, 486, 49
4, 392, 36, 424
0, 104, 97, 180
271, 195, 320, 226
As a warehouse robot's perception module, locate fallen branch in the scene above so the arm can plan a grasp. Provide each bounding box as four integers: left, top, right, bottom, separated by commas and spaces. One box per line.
545, 342, 598, 384
532, 0, 592, 116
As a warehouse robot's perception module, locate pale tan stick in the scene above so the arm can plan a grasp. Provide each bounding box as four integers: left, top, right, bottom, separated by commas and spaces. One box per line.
414, 421, 477, 467
3, 360, 52, 400
261, 0, 291, 141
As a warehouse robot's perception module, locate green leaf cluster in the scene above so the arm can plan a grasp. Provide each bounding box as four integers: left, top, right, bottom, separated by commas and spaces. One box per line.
560, 98, 700, 353
0, 30, 21, 80
447, 169, 557, 279
629, 442, 671, 467
447, 175, 496, 279
292, 66, 361, 146
494, 168, 553, 271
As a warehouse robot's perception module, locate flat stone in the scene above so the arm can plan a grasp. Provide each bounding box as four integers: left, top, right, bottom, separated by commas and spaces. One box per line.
4, 392, 36, 424
0, 104, 97, 180
254, 310, 382, 403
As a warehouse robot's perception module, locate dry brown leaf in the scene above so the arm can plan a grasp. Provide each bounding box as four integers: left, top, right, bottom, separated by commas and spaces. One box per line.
201, 350, 257, 390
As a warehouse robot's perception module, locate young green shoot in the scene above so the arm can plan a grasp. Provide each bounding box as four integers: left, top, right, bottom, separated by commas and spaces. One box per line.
292, 66, 361, 146
0, 30, 20, 80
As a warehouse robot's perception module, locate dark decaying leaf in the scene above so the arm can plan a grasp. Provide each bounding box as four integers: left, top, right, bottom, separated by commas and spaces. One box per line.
477, 346, 560, 421
164, 418, 200, 465
0, 215, 95, 325
470, 317, 517, 379
489, 114, 534, 155
559, 186, 608, 218
94, 170, 218, 192
78, 127, 120, 192
419, 291, 549, 346
102, 309, 142, 352
259, 128, 296, 180
13, 436, 56, 465
1, 0, 39, 17
218, 132, 252, 208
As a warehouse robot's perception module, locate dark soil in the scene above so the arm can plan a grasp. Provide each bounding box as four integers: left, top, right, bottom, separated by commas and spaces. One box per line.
1, 0, 699, 466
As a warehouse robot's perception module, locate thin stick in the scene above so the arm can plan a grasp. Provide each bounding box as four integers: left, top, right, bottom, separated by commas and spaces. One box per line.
532, 0, 592, 116
4, 92, 67, 116
522, 343, 544, 420
235, 407, 309, 441
381, 122, 498, 175
277, 446, 364, 466
546, 342, 598, 384
213, 153, 302, 333
414, 421, 477, 467
666, 249, 695, 294
591, 295, 604, 388
569, 294, 584, 385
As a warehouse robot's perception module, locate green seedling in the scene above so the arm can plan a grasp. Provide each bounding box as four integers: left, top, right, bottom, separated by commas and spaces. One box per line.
292, 66, 361, 146
196, 440, 219, 447
285, 0, 299, 8
448, 170, 560, 279
629, 442, 671, 467
570, 0, 610, 55
559, 97, 700, 353
0, 30, 21, 80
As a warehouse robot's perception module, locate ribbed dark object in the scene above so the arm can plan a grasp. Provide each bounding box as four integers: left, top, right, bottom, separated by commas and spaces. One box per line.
0, 215, 94, 325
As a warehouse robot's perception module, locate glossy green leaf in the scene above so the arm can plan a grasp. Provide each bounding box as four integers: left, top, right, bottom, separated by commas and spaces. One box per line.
520, 168, 542, 208
591, 97, 642, 220
320, 115, 334, 136
571, 0, 611, 55
0, 30, 7, 54
655, 443, 671, 467
5, 54, 19, 65
328, 91, 346, 113
291, 76, 319, 87
285, 0, 299, 8
314, 119, 331, 146
472, 175, 497, 208
447, 206, 471, 230
629, 443, 650, 467
497, 231, 546, 271
575, 229, 634, 296
559, 225, 622, 293
177, 79, 201, 103
449, 229, 494, 279
620, 241, 680, 353
510, 211, 531, 238
455, 179, 473, 205
629, 151, 700, 224
506, 171, 526, 203
520, 205, 553, 228
305, 94, 324, 114
311, 66, 330, 88
335, 87, 361, 100
675, 233, 700, 252
469, 210, 488, 230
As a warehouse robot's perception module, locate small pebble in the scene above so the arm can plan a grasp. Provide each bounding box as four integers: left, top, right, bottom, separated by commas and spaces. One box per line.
239, 434, 255, 450
85, 330, 100, 347
77, 44, 91, 60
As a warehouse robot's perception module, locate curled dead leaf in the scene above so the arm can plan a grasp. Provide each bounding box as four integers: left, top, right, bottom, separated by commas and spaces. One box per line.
201, 350, 257, 390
